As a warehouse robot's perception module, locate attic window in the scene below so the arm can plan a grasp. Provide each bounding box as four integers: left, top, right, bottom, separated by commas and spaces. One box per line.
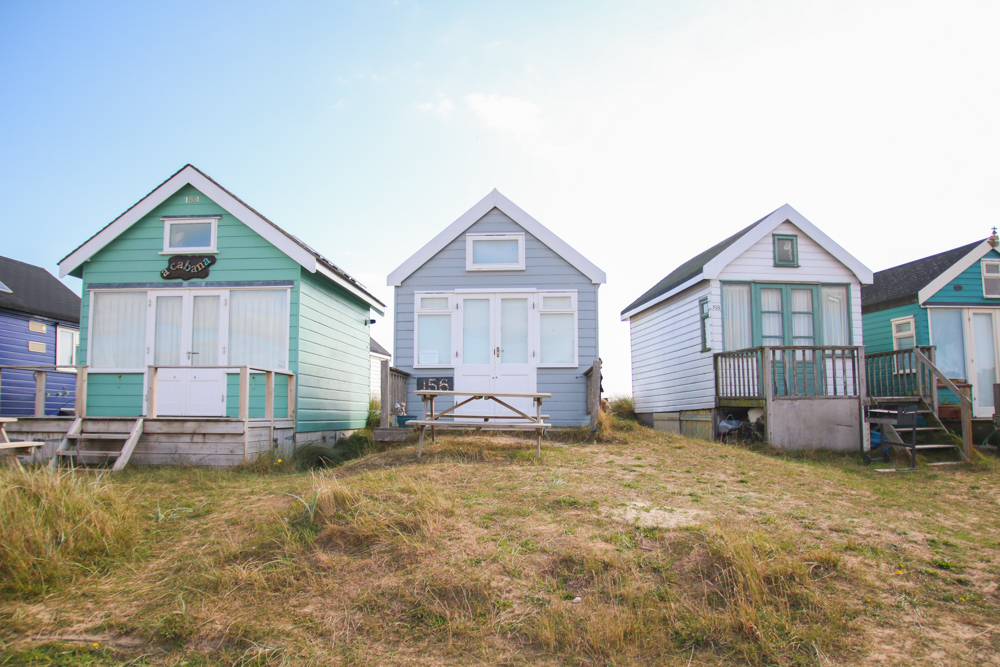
163, 217, 219, 254
466, 233, 525, 271
0, 279, 10, 294
982, 260, 1000, 298
773, 234, 799, 267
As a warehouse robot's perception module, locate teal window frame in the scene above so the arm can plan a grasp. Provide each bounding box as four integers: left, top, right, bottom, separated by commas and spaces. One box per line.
751, 283, 822, 347
772, 234, 799, 267
699, 297, 710, 352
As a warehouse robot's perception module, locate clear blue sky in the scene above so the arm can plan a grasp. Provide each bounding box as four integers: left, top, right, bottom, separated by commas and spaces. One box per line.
2, 0, 998, 394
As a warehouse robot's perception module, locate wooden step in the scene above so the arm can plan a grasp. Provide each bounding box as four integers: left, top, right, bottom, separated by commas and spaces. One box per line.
894, 427, 949, 432
57, 450, 122, 457
67, 433, 130, 439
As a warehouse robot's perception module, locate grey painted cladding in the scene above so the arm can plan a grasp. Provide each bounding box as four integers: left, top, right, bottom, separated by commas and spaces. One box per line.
394, 208, 599, 426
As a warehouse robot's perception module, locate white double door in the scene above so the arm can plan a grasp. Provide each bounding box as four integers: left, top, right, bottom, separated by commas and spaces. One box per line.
454, 293, 536, 417
148, 290, 228, 417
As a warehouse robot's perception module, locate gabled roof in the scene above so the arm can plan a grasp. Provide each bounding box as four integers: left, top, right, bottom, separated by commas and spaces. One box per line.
861, 239, 989, 311
370, 337, 390, 358
58, 165, 385, 314
387, 189, 606, 286
0, 255, 81, 323
621, 204, 873, 320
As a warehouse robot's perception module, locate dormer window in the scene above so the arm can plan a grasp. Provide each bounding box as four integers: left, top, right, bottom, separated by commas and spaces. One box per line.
163, 217, 219, 254
773, 234, 798, 267
466, 233, 525, 271
982, 259, 1000, 297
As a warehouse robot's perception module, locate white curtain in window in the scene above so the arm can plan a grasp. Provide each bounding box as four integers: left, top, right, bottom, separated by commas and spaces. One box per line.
790, 289, 814, 344
722, 284, 752, 351
821, 286, 849, 345
154, 296, 182, 366
191, 295, 220, 366
91, 291, 147, 369
540, 312, 575, 364
417, 314, 451, 364
930, 309, 966, 379
229, 290, 288, 369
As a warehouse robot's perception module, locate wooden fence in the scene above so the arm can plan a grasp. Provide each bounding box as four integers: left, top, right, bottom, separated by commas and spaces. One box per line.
379, 361, 412, 427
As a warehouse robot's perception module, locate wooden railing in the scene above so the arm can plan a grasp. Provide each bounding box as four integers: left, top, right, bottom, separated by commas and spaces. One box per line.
146, 365, 295, 421
0, 365, 88, 417
379, 362, 412, 427
913, 348, 972, 460
715, 346, 864, 400
864, 346, 937, 408
583, 359, 603, 428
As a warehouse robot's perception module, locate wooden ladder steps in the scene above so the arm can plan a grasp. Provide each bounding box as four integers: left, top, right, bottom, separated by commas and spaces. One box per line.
57, 450, 122, 457
67, 433, 131, 439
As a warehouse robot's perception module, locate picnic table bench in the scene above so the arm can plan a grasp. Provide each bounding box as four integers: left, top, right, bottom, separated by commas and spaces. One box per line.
0, 417, 44, 465
413, 390, 551, 458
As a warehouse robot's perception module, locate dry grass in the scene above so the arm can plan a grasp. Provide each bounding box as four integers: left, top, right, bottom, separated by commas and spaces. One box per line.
1, 420, 999, 665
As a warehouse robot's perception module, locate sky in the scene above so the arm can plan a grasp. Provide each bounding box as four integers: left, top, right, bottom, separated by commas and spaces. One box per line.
2, 0, 998, 395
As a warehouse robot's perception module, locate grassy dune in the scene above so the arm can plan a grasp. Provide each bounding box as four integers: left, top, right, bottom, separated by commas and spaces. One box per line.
1, 420, 998, 665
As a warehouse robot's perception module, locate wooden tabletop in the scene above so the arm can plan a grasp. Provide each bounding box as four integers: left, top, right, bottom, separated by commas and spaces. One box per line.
414, 390, 551, 399
0, 417, 17, 423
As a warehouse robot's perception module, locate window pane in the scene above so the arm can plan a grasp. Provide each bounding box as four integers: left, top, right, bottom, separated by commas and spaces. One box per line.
973, 313, 997, 407
57, 329, 76, 366
775, 237, 796, 264
760, 288, 782, 312
542, 296, 572, 309
894, 320, 912, 334
500, 298, 528, 363
169, 222, 212, 248
930, 309, 966, 379
790, 288, 812, 313
91, 291, 147, 369
897, 335, 915, 349
985, 277, 1000, 297
984, 262, 1000, 275
421, 297, 448, 309
822, 286, 849, 345
472, 239, 518, 264
463, 299, 490, 364
762, 313, 783, 339
722, 284, 752, 351
192, 295, 220, 366
154, 296, 182, 366
540, 312, 575, 364
792, 313, 813, 339
229, 290, 288, 369
417, 314, 450, 364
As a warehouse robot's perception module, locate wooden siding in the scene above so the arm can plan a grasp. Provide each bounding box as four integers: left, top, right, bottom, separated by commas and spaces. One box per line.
296, 270, 371, 432
861, 302, 928, 355
394, 207, 599, 427
77, 184, 302, 417
925, 248, 1000, 305
630, 283, 718, 414
0, 309, 77, 416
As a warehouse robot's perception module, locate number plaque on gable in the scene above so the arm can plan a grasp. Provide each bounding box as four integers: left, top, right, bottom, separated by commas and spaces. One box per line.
161, 255, 215, 280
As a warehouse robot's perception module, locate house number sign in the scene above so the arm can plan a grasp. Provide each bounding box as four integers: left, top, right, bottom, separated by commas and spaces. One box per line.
416, 377, 452, 391
161, 255, 215, 280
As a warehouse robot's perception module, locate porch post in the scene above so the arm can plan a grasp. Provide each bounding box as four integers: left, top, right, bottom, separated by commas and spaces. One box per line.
74, 366, 88, 418
33, 371, 47, 416
960, 385, 973, 461
287, 373, 296, 422
857, 347, 869, 453
589, 359, 602, 429
146, 366, 157, 418
761, 347, 774, 444
380, 359, 390, 427
239, 366, 250, 421
265, 371, 275, 420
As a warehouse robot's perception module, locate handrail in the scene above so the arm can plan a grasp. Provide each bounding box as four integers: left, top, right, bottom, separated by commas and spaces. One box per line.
715, 345, 862, 400
147, 365, 296, 422
0, 365, 87, 417
913, 348, 972, 461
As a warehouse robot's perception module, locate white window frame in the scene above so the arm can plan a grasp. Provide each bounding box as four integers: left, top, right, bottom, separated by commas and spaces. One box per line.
891, 316, 916, 350
414, 291, 454, 368
536, 290, 578, 368
86, 288, 150, 373
56, 325, 80, 371
982, 259, 1000, 298
465, 233, 526, 272
161, 216, 220, 254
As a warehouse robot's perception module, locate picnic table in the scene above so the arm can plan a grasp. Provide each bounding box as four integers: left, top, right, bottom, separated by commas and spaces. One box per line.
0, 417, 44, 465
413, 390, 551, 457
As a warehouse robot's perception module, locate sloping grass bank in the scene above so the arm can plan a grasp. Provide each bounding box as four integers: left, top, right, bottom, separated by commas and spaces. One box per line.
1, 422, 998, 665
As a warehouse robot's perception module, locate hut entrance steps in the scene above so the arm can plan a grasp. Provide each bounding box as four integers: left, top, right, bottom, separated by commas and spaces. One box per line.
48, 417, 144, 472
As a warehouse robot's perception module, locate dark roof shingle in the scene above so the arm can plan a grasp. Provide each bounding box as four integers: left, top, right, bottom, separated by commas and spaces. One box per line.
0, 256, 81, 323
621, 210, 774, 316
861, 240, 983, 311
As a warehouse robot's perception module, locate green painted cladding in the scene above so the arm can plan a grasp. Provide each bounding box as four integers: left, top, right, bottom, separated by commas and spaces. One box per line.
925, 248, 1000, 304
296, 270, 371, 432
75, 183, 372, 429
861, 302, 927, 355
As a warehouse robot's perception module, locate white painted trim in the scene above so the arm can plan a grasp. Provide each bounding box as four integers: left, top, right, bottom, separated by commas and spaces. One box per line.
620, 274, 705, 320
162, 216, 219, 254
465, 232, 526, 271
916, 240, 994, 305
891, 315, 916, 350
60, 166, 316, 277
981, 258, 1000, 299
369, 352, 391, 360
703, 204, 873, 285
413, 291, 454, 369
314, 264, 385, 314
387, 188, 606, 286
537, 290, 578, 368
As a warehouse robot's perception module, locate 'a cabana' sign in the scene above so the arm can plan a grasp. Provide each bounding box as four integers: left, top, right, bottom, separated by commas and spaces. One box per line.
161, 255, 215, 280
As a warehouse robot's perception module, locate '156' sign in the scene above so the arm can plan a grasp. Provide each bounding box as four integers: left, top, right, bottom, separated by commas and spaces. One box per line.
416, 377, 452, 391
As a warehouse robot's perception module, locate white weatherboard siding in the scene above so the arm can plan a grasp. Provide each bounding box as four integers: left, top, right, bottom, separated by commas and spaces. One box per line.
395, 207, 598, 426
370, 355, 388, 398
630, 283, 720, 414
717, 221, 864, 345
